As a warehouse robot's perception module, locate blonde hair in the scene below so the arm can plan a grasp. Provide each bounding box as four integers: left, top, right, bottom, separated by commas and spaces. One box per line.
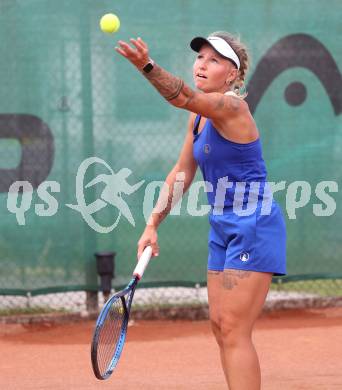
209, 31, 250, 99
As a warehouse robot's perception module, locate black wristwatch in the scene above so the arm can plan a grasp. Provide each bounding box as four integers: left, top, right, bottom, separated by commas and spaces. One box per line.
142, 59, 155, 73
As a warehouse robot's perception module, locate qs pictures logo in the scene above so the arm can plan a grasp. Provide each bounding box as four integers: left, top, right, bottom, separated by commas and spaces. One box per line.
66, 157, 145, 233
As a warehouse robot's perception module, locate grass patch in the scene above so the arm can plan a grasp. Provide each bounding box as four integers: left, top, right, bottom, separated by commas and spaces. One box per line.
0, 307, 69, 317
132, 301, 206, 311
271, 279, 342, 297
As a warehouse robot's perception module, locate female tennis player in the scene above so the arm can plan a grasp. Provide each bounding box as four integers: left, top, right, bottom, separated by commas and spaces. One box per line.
115, 31, 286, 390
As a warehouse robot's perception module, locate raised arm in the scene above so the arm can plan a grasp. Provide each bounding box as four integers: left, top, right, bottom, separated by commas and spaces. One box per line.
137, 113, 198, 258
115, 38, 244, 121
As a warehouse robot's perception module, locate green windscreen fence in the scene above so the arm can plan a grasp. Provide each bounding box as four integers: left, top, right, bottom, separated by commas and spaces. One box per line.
0, 0, 341, 294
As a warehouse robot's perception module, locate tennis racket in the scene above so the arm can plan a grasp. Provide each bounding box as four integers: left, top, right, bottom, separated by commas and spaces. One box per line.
91, 245, 153, 380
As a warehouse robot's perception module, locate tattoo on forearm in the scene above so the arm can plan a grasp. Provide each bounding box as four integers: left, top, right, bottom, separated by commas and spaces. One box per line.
167, 79, 184, 101
179, 83, 195, 107
223, 269, 251, 289
148, 171, 188, 228
150, 188, 173, 227
156, 191, 173, 223
143, 64, 185, 101
150, 178, 179, 227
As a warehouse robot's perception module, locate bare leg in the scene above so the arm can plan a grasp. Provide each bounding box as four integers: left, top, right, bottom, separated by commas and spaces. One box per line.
208, 271, 230, 383
207, 270, 272, 390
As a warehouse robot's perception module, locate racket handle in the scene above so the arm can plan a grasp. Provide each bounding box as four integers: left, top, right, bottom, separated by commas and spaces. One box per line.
133, 246, 153, 279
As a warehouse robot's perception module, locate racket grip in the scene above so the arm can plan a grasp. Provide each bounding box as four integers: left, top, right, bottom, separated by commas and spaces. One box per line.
133, 246, 153, 279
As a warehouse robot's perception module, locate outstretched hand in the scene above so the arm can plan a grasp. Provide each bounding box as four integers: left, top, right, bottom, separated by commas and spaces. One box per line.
115, 37, 150, 70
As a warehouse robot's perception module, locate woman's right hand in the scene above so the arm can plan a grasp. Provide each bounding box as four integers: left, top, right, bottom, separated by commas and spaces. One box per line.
137, 225, 159, 260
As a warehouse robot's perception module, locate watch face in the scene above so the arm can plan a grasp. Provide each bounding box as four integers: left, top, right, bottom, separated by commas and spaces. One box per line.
143, 62, 154, 73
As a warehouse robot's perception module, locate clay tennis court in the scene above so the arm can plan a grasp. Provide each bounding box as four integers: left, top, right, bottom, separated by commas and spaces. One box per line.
1, 307, 341, 390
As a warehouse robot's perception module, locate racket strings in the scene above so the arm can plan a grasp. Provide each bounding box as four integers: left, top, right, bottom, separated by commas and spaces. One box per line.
97, 296, 127, 376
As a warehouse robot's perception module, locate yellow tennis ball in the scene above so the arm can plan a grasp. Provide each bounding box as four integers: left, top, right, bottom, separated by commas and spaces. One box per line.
100, 13, 120, 34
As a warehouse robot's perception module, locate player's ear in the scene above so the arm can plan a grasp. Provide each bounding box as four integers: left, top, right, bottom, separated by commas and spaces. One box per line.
230, 66, 238, 81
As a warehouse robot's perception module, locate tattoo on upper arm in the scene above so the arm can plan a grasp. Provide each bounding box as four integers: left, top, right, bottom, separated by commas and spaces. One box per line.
215, 96, 225, 111
183, 93, 239, 114
227, 96, 241, 112
223, 269, 251, 289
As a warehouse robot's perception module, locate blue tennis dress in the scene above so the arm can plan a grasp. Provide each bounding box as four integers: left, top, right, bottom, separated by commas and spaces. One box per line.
193, 115, 286, 276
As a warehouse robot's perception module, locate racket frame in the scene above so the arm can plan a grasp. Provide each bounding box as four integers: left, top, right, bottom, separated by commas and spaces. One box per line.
91, 246, 152, 380
91, 277, 137, 380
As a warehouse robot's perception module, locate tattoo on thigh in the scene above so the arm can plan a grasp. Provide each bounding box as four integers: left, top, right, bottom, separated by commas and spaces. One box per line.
223, 269, 251, 289
207, 270, 221, 276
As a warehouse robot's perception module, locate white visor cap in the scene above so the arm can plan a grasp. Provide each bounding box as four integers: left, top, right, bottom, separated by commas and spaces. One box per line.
190, 36, 240, 70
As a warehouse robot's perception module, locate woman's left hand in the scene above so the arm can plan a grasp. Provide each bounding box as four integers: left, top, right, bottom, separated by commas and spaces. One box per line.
115, 37, 150, 70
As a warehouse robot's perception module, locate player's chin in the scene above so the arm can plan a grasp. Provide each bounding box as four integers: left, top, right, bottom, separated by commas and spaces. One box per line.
194, 81, 211, 93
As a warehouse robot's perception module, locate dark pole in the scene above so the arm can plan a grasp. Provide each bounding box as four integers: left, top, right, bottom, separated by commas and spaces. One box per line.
95, 252, 116, 302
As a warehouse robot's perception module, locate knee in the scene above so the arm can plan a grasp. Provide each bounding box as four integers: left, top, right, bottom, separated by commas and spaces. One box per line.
209, 315, 224, 347
212, 315, 252, 349
221, 318, 252, 348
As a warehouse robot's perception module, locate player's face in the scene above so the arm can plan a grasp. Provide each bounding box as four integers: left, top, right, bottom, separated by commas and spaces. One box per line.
193, 44, 237, 93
